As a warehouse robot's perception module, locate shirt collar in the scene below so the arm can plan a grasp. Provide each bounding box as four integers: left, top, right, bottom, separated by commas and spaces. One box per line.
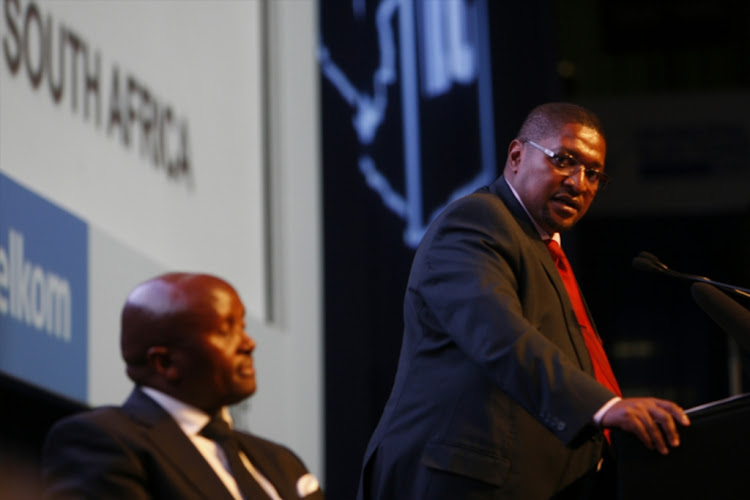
505, 179, 560, 244
140, 386, 233, 436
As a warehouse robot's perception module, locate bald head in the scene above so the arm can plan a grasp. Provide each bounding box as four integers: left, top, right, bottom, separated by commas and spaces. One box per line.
120, 272, 235, 383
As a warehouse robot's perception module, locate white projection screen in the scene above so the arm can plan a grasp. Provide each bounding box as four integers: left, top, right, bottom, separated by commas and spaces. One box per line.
1, 0, 268, 404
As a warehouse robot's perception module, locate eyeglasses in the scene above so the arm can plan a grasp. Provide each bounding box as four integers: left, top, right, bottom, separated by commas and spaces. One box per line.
524, 140, 610, 189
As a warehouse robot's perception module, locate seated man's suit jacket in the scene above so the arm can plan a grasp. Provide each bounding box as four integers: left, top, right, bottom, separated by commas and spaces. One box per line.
42, 387, 323, 500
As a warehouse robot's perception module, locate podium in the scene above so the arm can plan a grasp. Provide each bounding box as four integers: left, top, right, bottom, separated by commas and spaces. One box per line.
611, 392, 750, 500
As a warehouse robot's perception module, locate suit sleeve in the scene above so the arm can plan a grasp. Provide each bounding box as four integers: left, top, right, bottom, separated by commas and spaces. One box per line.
411, 194, 612, 444
42, 415, 152, 500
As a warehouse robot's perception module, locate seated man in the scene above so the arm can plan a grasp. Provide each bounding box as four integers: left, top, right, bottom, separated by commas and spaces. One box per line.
42, 272, 324, 500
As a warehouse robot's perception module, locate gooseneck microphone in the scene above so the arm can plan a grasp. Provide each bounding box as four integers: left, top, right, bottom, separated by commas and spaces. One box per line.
691, 282, 750, 354
632, 251, 750, 299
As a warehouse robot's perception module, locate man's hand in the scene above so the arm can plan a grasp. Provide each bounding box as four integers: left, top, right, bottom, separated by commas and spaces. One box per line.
601, 398, 691, 455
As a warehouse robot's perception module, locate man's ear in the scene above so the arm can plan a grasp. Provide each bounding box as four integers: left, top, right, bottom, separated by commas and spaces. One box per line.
146, 346, 181, 382
507, 139, 524, 171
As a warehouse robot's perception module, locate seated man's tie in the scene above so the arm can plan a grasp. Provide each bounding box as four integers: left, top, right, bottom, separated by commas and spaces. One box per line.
201, 414, 270, 499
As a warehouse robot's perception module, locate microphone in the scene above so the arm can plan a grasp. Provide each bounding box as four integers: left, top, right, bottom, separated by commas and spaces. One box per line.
691, 282, 750, 354
632, 251, 750, 299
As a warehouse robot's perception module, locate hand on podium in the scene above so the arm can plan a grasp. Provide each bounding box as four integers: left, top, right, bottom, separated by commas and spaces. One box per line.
601, 398, 691, 455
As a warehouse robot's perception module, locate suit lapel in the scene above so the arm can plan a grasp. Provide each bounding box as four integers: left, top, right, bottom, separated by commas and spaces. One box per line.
534, 237, 594, 372
491, 177, 594, 374
234, 433, 299, 499
123, 388, 236, 500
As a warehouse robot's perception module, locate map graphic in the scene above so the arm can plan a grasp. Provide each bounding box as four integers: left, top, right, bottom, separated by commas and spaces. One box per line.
319, 0, 497, 247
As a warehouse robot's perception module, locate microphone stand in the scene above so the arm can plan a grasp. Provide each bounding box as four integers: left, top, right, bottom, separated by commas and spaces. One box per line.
633, 251, 750, 299
633, 251, 750, 394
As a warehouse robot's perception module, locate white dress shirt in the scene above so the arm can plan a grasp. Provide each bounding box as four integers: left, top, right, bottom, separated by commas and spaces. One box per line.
140, 387, 282, 500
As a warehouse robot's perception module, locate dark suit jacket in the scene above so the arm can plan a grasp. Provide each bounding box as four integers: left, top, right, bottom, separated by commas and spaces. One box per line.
357, 176, 616, 500
42, 387, 324, 500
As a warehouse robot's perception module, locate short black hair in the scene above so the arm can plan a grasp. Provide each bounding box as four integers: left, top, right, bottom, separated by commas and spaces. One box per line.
517, 102, 605, 143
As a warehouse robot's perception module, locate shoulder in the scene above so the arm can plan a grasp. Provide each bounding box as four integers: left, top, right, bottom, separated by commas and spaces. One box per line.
442, 184, 509, 218
43, 406, 133, 468
421, 189, 512, 246
48, 405, 126, 433
418, 184, 522, 257
43, 406, 135, 458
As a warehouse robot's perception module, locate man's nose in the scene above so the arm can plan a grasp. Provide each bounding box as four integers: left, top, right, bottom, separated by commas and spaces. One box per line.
240, 330, 255, 352
564, 166, 592, 192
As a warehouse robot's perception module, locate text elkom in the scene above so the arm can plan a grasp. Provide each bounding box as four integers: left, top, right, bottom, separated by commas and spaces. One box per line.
0, 229, 73, 342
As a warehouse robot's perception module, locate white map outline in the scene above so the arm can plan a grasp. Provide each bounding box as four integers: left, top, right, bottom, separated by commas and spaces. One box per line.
319, 0, 497, 247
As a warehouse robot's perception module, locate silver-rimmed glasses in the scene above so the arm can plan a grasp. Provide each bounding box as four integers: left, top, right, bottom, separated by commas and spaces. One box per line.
524, 140, 610, 189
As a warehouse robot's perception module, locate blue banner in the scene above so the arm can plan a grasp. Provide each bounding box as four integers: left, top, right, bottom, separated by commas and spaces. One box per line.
0, 172, 88, 402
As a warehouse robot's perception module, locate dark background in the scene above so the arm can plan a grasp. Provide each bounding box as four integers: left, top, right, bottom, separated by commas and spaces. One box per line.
321, 1, 750, 499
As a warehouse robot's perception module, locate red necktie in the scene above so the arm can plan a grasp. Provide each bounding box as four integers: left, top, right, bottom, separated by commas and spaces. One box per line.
545, 239, 622, 397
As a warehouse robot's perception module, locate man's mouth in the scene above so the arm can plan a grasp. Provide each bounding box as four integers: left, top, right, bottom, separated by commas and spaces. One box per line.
238, 361, 255, 377
550, 195, 581, 214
